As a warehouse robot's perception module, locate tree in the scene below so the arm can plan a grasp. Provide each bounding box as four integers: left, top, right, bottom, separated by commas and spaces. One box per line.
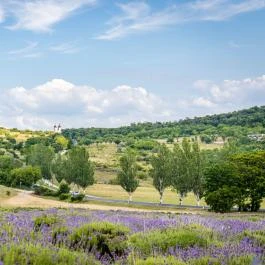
118, 151, 139, 203
10, 166, 41, 188
171, 139, 192, 205
205, 186, 238, 213
26, 144, 55, 179
67, 147, 94, 188
204, 162, 241, 212
190, 141, 206, 206
150, 145, 172, 204
51, 155, 69, 183
231, 151, 265, 211
0, 155, 23, 186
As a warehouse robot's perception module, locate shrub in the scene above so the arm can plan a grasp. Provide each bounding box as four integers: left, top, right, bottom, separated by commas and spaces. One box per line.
205, 187, 237, 213
52, 226, 69, 246
138, 171, 148, 180
129, 228, 208, 256
33, 185, 57, 197
69, 222, 129, 260
243, 230, 265, 246
6, 190, 11, 196
34, 215, 58, 231
70, 193, 85, 202
0, 243, 99, 265
59, 193, 70, 201
58, 182, 70, 195
10, 166, 41, 188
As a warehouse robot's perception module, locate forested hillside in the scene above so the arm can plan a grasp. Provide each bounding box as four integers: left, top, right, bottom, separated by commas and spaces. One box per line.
62, 106, 265, 144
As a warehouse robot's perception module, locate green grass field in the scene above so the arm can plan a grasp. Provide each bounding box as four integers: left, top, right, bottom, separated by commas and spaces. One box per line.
85, 183, 265, 208
86, 184, 206, 205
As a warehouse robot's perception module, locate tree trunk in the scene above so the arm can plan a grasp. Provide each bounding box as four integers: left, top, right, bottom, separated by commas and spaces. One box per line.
179, 195, 183, 206
195, 194, 200, 206
159, 193, 163, 205
128, 192, 132, 203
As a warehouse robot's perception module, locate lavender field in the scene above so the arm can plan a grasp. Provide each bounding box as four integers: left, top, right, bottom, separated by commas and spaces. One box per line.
0, 208, 264, 265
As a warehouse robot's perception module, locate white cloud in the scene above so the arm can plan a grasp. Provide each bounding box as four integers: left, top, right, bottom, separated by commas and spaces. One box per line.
50, 42, 80, 54
1, 75, 265, 130
97, 0, 265, 40
1, 0, 97, 32
192, 97, 216, 107
8, 41, 42, 58
192, 75, 265, 107
0, 79, 172, 129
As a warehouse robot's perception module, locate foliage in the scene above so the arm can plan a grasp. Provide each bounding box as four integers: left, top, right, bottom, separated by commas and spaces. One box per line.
34, 215, 59, 231
26, 144, 55, 179
150, 144, 172, 204
33, 185, 57, 196
129, 228, 208, 256
70, 193, 85, 202
58, 182, 70, 195
0, 155, 23, 186
69, 222, 129, 260
118, 151, 139, 202
9, 166, 41, 188
231, 151, 265, 211
66, 147, 94, 188
62, 106, 265, 144
0, 243, 99, 265
59, 193, 70, 200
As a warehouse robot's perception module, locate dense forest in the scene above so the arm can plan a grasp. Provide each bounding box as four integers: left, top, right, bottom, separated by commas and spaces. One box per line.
62, 106, 265, 144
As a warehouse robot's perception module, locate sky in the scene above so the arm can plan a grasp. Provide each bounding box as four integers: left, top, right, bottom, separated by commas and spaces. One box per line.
0, 0, 265, 130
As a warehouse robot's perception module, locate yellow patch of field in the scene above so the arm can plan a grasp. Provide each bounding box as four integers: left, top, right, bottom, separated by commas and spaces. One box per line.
0, 185, 17, 199
88, 143, 120, 167
94, 169, 117, 184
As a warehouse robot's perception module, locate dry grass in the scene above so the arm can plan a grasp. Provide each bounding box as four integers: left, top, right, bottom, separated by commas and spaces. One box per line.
88, 143, 120, 168
0, 185, 17, 199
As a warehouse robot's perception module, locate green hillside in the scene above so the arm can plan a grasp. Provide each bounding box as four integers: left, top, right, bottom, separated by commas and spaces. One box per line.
62, 105, 265, 144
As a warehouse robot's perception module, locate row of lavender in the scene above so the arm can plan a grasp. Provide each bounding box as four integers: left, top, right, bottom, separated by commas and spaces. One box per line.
0, 208, 264, 265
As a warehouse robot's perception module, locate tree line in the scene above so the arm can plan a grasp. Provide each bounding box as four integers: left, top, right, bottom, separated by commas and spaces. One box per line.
118, 139, 265, 212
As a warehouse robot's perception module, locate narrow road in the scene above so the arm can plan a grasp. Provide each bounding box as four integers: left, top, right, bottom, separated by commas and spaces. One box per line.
0, 191, 198, 213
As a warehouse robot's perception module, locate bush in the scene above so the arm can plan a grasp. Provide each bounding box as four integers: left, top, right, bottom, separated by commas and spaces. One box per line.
70, 193, 85, 202
10, 166, 41, 187
33, 185, 57, 197
0, 243, 99, 265
6, 190, 10, 196
205, 187, 237, 213
58, 183, 70, 195
52, 226, 69, 246
129, 228, 208, 256
59, 193, 70, 201
69, 222, 129, 260
243, 230, 265, 246
34, 215, 58, 231
138, 171, 148, 180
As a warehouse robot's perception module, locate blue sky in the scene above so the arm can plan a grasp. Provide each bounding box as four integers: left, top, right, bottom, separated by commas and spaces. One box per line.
0, 0, 265, 129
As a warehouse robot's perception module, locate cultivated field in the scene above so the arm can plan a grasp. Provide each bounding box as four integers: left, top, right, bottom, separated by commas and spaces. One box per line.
0, 208, 264, 265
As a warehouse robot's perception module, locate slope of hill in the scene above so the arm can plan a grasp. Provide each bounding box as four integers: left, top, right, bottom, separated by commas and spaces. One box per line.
62, 105, 265, 144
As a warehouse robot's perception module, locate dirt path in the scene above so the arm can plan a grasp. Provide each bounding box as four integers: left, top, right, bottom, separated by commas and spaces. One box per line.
0, 191, 195, 213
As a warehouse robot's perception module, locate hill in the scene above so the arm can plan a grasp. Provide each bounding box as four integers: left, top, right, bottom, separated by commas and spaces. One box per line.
62, 105, 265, 144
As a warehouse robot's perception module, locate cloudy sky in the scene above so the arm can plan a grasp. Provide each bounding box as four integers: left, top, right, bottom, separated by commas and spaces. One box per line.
0, 0, 265, 130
